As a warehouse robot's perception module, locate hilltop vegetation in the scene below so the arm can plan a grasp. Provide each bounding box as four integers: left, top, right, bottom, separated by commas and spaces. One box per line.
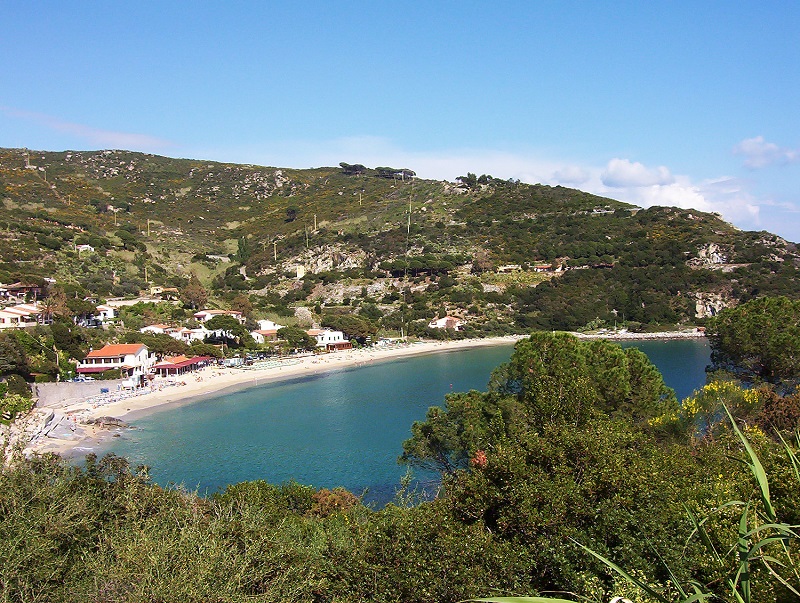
1, 147, 799, 341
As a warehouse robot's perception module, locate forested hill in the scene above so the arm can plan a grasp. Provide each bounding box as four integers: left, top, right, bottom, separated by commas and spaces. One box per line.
1, 147, 798, 332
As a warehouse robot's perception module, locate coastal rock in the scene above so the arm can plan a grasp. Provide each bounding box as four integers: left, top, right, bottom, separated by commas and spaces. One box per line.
89, 416, 129, 428
2, 408, 55, 463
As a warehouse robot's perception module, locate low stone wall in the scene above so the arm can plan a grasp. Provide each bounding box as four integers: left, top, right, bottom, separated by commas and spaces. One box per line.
34, 380, 125, 408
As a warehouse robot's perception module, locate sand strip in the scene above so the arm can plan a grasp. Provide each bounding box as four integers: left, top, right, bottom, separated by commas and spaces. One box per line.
24, 336, 524, 457
19, 330, 705, 458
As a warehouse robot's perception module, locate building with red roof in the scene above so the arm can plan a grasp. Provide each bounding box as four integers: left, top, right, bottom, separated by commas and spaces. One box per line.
152, 355, 212, 377
77, 343, 154, 378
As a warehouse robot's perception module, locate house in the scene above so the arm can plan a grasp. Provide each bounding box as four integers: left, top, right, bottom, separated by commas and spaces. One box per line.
250, 320, 286, 344
428, 316, 464, 331
250, 329, 280, 344
94, 304, 116, 324
75, 244, 95, 253
307, 328, 352, 351
149, 286, 180, 300
532, 264, 553, 272
140, 323, 177, 335
171, 326, 212, 343
76, 343, 155, 380
152, 355, 212, 377
193, 309, 245, 324
256, 319, 285, 331
496, 265, 522, 273
0, 303, 45, 329
0, 282, 43, 303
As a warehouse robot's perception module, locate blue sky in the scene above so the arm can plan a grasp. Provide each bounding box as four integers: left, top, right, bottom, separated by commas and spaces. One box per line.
2, 2, 799, 240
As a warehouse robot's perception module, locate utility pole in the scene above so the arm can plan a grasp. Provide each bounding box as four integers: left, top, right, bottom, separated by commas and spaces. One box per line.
314, 214, 317, 231
273, 240, 277, 261
147, 219, 151, 236
305, 226, 309, 248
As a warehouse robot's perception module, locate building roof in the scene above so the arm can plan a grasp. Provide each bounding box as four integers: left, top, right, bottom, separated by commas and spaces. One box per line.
0, 303, 41, 317
153, 355, 211, 370
194, 309, 242, 317
85, 343, 147, 358
140, 323, 173, 331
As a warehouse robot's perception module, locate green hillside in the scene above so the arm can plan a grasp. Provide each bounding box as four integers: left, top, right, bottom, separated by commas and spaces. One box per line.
1, 147, 798, 334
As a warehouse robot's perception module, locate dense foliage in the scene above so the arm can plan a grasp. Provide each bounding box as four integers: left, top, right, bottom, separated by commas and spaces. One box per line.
707, 296, 800, 386
3, 325, 800, 602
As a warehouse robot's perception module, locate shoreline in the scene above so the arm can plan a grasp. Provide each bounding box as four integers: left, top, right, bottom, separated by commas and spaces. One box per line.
14, 330, 706, 460
21, 336, 524, 458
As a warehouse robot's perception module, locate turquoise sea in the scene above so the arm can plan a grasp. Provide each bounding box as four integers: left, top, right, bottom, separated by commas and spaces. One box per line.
99, 338, 710, 505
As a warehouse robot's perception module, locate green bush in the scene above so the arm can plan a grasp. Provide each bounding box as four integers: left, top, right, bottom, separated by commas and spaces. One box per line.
3, 374, 30, 398
0, 393, 33, 423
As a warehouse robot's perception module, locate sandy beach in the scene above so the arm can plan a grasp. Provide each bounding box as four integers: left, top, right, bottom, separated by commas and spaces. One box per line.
18, 336, 525, 459
9, 329, 705, 460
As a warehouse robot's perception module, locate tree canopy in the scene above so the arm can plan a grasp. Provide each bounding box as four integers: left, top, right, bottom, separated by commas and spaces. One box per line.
277, 326, 317, 351
401, 332, 677, 475
180, 274, 208, 310
707, 296, 800, 386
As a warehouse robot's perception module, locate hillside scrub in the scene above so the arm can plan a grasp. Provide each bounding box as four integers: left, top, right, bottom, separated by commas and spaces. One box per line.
2, 149, 800, 340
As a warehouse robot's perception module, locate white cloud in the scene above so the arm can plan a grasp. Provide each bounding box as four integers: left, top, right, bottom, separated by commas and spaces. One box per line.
601, 158, 674, 188
552, 165, 590, 185
733, 136, 799, 169
0, 106, 172, 150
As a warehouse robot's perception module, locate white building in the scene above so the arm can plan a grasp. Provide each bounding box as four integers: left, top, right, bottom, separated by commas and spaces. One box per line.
94, 304, 116, 323
307, 328, 352, 351
76, 343, 155, 380
0, 303, 44, 329
171, 326, 212, 343
140, 323, 176, 335
256, 319, 285, 331
193, 309, 245, 324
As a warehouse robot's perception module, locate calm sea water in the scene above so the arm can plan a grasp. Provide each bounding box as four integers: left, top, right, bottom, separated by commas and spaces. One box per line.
98, 339, 710, 505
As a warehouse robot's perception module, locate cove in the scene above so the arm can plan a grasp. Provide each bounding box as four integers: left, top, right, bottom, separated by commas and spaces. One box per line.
99, 338, 710, 506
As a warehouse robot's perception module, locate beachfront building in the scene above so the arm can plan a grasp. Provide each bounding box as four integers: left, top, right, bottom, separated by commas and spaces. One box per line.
193, 309, 245, 324
152, 354, 212, 377
77, 343, 155, 380
307, 328, 352, 352
0, 303, 45, 330
428, 316, 464, 331
250, 329, 280, 344
250, 319, 286, 344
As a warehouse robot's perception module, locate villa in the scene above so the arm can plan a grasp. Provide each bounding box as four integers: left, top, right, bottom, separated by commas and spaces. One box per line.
76, 343, 155, 382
